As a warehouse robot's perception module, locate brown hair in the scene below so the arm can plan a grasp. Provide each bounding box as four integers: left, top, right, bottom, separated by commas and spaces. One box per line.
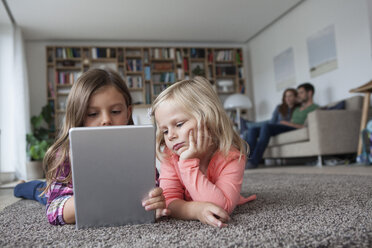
42, 68, 133, 194
151, 76, 247, 161
278, 88, 299, 118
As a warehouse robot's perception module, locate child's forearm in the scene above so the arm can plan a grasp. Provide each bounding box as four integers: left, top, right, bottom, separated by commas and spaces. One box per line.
62, 197, 76, 224
168, 199, 200, 220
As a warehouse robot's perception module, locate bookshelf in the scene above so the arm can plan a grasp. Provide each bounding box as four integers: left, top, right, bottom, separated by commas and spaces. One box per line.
46, 46, 246, 135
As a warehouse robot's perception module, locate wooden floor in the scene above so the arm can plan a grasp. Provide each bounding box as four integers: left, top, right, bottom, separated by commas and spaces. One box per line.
1, 164, 372, 212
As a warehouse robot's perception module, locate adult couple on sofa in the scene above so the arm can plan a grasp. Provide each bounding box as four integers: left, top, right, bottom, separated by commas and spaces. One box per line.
244, 83, 318, 169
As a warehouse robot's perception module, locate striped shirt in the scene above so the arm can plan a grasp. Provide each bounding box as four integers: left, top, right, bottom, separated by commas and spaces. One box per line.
45, 159, 73, 225
45, 159, 160, 225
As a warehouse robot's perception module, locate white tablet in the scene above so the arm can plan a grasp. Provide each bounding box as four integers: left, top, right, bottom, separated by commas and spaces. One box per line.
69, 125, 156, 229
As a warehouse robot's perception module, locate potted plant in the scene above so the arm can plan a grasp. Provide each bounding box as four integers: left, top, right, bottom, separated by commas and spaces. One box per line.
26, 104, 54, 179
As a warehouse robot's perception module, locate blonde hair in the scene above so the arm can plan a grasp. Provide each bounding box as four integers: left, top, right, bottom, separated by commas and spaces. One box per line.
42, 68, 133, 194
151, 76, 247, 161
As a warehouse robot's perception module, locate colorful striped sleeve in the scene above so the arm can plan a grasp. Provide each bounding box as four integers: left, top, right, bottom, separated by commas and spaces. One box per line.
45, 181, 73, 225
45, 158, 73, 225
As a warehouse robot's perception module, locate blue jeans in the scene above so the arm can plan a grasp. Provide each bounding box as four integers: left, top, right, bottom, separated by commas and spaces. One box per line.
14, 180, 47, 205
245, 123, 296, 166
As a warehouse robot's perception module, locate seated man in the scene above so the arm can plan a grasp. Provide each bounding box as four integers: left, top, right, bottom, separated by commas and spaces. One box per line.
246, 83, 318, 169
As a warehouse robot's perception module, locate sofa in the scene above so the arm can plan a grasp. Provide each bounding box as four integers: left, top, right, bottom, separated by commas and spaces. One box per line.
263, 95, 363, 166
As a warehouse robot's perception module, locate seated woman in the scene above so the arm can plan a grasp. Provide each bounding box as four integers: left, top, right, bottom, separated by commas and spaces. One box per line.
270, 88, 299, 124
241, 88, 299, 135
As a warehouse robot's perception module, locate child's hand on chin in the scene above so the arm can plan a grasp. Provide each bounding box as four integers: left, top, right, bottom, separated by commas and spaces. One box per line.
179, 121, 212, 161
195, 202, 230, 228
142, 187, 171, 219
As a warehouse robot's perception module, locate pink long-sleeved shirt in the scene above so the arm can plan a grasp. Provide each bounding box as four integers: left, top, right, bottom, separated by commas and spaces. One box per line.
159, 149, 256, 214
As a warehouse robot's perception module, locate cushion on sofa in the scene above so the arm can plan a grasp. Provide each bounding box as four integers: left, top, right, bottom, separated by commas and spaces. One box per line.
268, 127, 309, 147
321, 100, 345, 110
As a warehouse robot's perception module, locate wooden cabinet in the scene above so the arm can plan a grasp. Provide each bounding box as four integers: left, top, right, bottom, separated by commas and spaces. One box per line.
46, 46, 246, 135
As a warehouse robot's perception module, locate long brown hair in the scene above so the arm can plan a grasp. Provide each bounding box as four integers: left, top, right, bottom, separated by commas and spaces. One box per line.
151, 76, 247, 161
278, 88, 299, 118
42, 68, 133, 194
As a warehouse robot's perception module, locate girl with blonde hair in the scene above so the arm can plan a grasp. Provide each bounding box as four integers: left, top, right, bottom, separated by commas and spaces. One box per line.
152, 76, 256, 228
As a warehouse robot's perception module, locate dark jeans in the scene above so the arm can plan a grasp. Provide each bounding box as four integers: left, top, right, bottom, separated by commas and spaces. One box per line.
245, 123, 296, 166
14, 180, 47, 205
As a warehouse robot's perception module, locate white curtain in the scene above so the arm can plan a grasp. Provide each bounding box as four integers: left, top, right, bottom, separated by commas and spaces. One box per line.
0, 24, 30, 180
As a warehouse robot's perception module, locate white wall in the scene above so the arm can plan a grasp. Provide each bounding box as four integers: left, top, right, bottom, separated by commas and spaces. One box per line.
0, 25, 13, 174
247, 0, 372, 121
368, 0, 372, 60
25, 41, 247, 123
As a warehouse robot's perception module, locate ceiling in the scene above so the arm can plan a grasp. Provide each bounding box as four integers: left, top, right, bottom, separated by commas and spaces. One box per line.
1, 0, 303, 43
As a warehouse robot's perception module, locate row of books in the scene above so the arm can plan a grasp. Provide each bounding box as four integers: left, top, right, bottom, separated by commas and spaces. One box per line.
151, 48, 175, 59
153, 84, 169, 96
91, 48, 116, 59
55, 71, 82, 85
126, 76, 143, 88
56, 48, 81, 59
152, 72, 176, 83
127, 59, 142, 72
215, 50, 233, 61
190, 48, 205, 59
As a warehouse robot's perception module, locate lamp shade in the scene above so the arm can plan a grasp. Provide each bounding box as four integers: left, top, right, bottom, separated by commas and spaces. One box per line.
223, 93, 252, 110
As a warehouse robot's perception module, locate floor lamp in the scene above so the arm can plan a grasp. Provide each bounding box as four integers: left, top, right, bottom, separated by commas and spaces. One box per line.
223, 94, 252, 131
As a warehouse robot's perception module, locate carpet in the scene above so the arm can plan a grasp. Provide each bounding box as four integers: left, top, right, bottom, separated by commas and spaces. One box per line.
1, 172, 372, 247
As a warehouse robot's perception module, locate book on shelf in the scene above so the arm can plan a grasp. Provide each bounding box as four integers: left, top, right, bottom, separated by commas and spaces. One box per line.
177, 68, 183, 80
216, 50, 232, 61
190, 48, 205, 58
208, 51, 213, 63
47, 50, 54, 63
56, 71, 82, 84
144, 50, 149, 64
151, 48, 175, 59
145, 83, 151, 104
145, 66, 151, 80
183, 48, 189, 56
183, 58, 189, 72
126, 76, 143, 88
56, 48, 81, 59
176, 50, 182, 64
208, 68, 213, 79
239, 67, 244, 78
91, 47, 116, 59
118, 49, 124, 62
236, 50, 243, 64
127, 59, 142, 72
48, 82, 55, 98
169, 48, 175, 59
153, 84, 168, 96
152, 72, 175, 83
